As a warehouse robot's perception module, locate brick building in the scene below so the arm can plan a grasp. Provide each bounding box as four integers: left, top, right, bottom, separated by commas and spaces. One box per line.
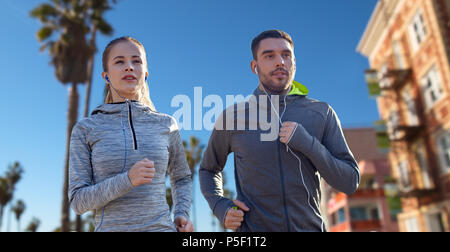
325, 128, 399, 232
357, 0, 450, 232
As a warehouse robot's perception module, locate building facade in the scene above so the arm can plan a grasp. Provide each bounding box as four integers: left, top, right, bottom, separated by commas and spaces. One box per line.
325, 128, 399, 232
357, 0, 450, 232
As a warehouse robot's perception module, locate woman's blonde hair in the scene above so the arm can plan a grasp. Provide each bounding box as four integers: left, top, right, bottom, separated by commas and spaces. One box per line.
102, 36, 156, 111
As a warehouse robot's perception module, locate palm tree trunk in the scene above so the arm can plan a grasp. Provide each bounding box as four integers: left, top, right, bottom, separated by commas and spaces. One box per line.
7, 205, 11, 232
62, 82, 79, 232
0, 205, 4, 231
82, 25, 97, 118
76, 25, 97, 232
192, 176, 197, 230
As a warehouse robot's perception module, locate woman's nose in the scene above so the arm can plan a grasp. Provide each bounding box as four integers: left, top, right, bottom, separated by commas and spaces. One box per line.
124, 61, 134, 72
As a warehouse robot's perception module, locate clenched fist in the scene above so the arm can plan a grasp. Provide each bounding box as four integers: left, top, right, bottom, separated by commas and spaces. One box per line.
128, 158, 155, 187
224, 199, 249, 230
279, 121, 298, 144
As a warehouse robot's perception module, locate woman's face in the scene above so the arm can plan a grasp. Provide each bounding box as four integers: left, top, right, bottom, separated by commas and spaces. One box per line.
103, 41, 148, 101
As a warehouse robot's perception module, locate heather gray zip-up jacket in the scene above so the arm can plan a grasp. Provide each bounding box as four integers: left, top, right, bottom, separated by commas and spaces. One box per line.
199, 87, 360, 232
69, 100, 191, 232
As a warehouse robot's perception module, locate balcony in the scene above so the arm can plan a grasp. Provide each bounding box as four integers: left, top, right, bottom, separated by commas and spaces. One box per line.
365, 68, 412, 97
351, 220, 382, 231
378, 68, 412, 91
389, 124, 424, 143
398, 186, 437, 198
350, 188, 385, 199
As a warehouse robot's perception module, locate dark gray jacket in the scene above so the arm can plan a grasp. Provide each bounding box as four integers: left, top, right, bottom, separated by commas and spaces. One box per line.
199, 88, 360, 232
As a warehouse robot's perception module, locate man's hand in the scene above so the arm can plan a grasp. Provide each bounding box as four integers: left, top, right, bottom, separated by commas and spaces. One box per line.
174, 216, 194, 232
279, 121, 297, 144
127, 158, 155, 187
224, 199, 249, 230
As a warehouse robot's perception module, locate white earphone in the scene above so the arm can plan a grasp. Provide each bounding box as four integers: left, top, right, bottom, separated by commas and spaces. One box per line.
254, 66, 258, 74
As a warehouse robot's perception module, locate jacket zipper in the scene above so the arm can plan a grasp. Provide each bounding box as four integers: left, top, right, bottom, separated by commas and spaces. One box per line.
277, 135, 291, 231
127, 101, 138, 150
277, 96, 291, 231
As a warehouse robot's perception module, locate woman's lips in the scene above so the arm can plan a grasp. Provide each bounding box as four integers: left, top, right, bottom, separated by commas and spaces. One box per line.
122, 75, 137, 81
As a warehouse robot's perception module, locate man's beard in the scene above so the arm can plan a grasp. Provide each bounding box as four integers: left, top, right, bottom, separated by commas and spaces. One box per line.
260, 73, 294, 95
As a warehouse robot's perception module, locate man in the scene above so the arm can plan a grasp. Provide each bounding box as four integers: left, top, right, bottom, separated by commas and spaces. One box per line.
199, 30, 360, 232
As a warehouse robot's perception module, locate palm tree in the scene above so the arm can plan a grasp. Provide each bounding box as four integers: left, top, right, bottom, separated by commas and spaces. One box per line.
182, 136, 204, 229
82, 0, 115, 118
25, 217, 41, 232
5, 162, 24, 232
166, 136, 204, 228
31, 0, 95, 232
0, 177, 12, 231
11, 200, 25, 232
0, 162, 24, 231
77, 0, 116, 232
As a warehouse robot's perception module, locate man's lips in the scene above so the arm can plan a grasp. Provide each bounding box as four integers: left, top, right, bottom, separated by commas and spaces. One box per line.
272, 71, 288, 77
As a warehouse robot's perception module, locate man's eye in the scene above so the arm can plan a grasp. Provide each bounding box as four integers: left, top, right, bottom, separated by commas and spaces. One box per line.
115, 60, 123, 64
133, 60, 142, 64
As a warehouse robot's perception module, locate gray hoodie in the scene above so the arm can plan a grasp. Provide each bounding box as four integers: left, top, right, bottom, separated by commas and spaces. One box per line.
69, 100, 191, 232
199, 87, 360, 232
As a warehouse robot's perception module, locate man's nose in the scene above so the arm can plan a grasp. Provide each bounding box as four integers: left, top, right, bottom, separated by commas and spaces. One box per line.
275, 55, 285, 68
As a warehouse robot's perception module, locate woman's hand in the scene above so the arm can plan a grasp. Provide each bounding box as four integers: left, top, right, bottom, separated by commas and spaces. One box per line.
127, 158, 155, 187
174, 216, 194, 232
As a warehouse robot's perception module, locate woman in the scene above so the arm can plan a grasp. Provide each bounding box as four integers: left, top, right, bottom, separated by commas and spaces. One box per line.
69, 36, 193, 232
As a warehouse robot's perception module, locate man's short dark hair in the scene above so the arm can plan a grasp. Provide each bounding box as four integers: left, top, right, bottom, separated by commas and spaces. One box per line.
251, 30, 294, 60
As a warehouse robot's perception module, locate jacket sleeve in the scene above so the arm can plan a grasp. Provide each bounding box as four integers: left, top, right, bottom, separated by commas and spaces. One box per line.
286, 106, 360, 195
68, 122, 135, 215
167, 117, 192, 221
199, 112, 235, 225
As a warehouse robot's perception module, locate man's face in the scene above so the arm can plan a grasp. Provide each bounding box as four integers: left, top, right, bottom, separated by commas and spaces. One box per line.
252, 38, 296, 94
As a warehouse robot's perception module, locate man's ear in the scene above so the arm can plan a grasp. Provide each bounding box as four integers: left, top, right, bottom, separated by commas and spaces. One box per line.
251, 60, 257, 74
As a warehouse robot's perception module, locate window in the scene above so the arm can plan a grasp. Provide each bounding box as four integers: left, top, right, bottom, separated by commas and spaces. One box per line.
415, 144, 432, 189
405, 216, 420, 232
393, 41, 405, 69
350, 207, 368, 221
409, 10, 427, 51
397, 160, 411, 190
427, 213, 445, 232
421, 65, 444, 110
387, 110, 400, 139
402, 90, 419, 126
338, 208, 346, 223
378, 63, 391, 89
436, 130, 450, 174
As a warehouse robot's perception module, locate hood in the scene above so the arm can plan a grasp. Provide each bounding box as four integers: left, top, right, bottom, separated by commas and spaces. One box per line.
91, 100, 152, 116
254, 80, 309, 97
288, 80, 309, 96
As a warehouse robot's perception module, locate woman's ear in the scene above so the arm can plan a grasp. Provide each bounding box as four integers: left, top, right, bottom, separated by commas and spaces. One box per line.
102, 72, 109, 83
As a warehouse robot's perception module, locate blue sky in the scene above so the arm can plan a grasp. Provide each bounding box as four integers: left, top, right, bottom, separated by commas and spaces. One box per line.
0, 0, 378, 232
